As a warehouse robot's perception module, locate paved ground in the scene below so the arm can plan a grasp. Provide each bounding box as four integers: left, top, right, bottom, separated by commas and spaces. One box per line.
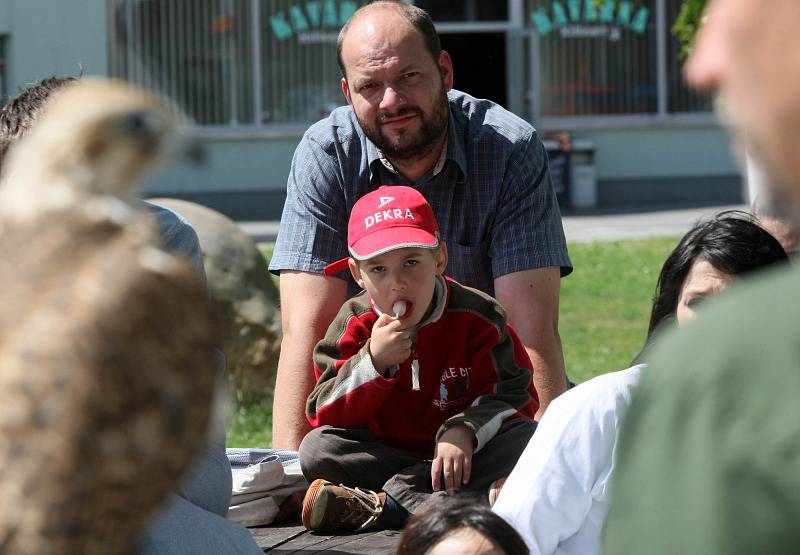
560, 204, 746, 243
237, 204, 747, 245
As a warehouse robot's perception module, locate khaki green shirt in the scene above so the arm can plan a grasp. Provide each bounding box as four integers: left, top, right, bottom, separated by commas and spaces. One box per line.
603, 262, 800, 554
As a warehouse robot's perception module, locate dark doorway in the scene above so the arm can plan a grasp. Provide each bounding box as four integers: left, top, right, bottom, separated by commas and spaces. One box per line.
439, 32, 507, 108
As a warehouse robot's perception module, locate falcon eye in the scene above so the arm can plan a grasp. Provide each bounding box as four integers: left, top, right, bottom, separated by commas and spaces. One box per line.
118, 111, 155, 137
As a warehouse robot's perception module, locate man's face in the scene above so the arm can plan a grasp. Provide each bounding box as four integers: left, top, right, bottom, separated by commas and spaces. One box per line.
686, 0, 800, 188
339, 9, 453, 162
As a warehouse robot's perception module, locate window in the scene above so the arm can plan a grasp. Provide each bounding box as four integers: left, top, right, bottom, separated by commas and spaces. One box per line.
413, 0, 508, 22
523, 0, 712, 121
109, 0, 366, 128
108, 0, 709, 130
527, 0, 658, 117
260, 0, 358, 124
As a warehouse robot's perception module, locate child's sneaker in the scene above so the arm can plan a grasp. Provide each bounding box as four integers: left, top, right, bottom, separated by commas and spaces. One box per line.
488, 476, 507, 507
301, 479, 384, 532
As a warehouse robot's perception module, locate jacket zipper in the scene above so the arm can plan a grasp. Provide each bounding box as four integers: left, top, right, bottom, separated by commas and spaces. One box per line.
411, 345, 420, 391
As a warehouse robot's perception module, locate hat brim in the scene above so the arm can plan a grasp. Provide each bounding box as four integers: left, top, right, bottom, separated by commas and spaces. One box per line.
350, 226, 440, 261
324, 257, 350, 276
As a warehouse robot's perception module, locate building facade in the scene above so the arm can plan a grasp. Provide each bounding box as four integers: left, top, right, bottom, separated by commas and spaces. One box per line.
0, 0, 740, 219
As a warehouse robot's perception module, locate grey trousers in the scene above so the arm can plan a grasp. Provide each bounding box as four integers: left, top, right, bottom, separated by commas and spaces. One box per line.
299, 419, 535, 513
138, 351, 263, 555
138, 442, 264, 555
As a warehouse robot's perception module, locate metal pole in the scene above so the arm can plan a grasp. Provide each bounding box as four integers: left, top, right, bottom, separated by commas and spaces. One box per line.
251, 0, 263, 126
656, 0, 668, 117
225, 0, 238, 125
507, 0, 524, 114
529, 29, 542, 126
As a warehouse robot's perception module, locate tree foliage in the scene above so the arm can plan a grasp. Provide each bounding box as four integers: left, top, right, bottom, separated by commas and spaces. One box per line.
673, 0, 708, 57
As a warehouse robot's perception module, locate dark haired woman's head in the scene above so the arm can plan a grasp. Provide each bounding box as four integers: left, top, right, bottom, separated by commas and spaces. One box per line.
646, 210, 787, 339
396, 494, 528, 555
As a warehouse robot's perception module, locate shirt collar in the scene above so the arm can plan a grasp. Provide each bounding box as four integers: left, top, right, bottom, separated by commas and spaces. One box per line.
375, 135, 448, 176
443, 107, 468, 177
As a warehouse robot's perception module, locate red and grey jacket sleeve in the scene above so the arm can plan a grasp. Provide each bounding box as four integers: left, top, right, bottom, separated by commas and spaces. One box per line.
306, 307, 398, 429
437, 315, 537, 453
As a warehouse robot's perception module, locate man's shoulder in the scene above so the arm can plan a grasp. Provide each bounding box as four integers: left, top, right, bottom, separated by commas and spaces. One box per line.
141, 200, 205, 276
141, 201, 199, 252
447, 90, 536, 143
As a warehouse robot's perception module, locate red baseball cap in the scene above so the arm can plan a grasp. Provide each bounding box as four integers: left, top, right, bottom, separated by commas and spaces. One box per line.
324, 186, 440, 275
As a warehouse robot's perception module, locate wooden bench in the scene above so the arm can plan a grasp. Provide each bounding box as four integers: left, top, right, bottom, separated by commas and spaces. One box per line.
250, 521, 401, 554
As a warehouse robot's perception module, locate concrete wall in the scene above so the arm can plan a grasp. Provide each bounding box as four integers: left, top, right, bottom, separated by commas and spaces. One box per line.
144, 135, 300, 194
571, 124, 743, 209
574, 125, 738, 180
0, 2, 10, 33
0, 0, 108, 94
142, 135, 302, 220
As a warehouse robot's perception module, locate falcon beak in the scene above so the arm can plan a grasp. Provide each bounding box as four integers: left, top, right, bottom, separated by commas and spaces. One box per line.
176, 129, 207, 167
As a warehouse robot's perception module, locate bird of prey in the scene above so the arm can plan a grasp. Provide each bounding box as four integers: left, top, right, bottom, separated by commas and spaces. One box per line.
0, 79, 217, 555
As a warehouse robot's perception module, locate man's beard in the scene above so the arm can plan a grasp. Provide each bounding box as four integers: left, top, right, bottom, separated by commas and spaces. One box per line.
358, 86, 449, 162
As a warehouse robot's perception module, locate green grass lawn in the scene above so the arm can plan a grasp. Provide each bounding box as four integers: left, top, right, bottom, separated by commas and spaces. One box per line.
560, 236, 678, 383
226, 235, 680, 448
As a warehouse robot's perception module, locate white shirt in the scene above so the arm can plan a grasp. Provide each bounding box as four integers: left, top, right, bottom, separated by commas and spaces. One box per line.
493, 365, 645, 555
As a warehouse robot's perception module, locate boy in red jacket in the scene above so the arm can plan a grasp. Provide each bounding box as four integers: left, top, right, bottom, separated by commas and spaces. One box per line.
299, 185, 537, 532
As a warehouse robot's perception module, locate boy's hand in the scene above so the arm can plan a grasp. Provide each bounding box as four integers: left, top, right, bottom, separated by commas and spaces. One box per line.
369, 314, 412, 373
431, 425, 474, 492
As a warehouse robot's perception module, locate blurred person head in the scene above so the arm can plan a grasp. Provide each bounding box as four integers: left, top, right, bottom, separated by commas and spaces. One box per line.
752, 194, 800, 256
0, 76, 78, 164
685, 0, 800, 196
646, 210, 787, 339
396, 495, 528, 555
757, 215, 799, 257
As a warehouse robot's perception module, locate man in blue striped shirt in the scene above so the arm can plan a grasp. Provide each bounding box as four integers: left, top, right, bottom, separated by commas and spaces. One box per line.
269, 0, 572, 450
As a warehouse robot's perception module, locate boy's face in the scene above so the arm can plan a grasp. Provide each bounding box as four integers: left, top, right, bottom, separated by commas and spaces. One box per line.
349, 245, 447, 327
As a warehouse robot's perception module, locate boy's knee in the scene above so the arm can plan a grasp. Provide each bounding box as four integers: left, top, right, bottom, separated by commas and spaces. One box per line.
298, 426, 334, 480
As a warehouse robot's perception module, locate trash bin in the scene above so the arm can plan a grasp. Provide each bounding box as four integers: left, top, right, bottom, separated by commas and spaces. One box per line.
543, 139, 570, 208
569, 140, 597, 210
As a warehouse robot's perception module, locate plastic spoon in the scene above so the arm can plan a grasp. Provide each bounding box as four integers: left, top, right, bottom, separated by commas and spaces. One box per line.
392, 301, 407, 318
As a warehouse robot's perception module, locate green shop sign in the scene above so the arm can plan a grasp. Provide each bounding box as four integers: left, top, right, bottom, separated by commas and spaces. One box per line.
269, 0, 364, 42
531, 0, 649, 40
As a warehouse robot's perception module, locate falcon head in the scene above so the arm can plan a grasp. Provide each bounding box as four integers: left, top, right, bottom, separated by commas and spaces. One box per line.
0, 78, 203, 223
